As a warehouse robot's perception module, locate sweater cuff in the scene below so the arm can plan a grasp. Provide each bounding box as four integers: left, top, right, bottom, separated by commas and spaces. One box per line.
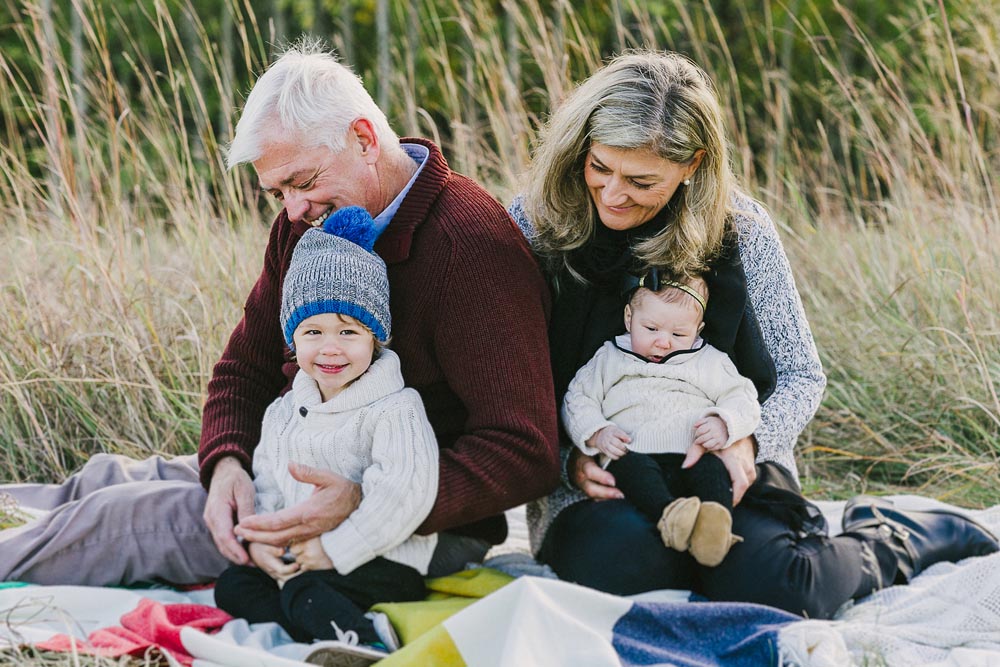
568, 420, 614, 454
198, 447, 253, 490
559, 447, 577, 492
321, 519, 377, 576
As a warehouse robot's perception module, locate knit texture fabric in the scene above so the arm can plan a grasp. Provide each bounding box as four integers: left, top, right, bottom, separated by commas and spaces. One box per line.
280, 206, 391, 345
510, 192, 826, 553
253, 349, 437, 575
562, 335, 760, 456
199, 138, 560, 545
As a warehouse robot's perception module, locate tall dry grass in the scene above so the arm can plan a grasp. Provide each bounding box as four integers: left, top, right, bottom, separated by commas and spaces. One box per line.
1, 0, 998, 504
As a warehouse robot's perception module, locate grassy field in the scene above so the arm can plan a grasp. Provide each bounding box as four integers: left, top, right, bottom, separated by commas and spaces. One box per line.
1, 0, 998, 663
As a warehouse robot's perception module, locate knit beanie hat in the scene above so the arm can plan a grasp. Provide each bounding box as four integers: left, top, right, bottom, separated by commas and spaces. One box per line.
280, 206, 390, 349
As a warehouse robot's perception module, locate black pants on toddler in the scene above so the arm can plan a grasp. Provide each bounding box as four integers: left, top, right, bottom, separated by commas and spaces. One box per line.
214, 557, 425, 644
605, 451, 732, 522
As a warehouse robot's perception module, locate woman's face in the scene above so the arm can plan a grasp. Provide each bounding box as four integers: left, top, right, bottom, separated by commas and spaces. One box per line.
584, 143, 702, 231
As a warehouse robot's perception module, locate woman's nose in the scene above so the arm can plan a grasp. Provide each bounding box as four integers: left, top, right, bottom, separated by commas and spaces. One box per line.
601, 177, 628, 206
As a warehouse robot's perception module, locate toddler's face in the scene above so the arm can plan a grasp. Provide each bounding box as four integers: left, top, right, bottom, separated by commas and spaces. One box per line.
625, 294, 702, 362
293, 313, 376, 401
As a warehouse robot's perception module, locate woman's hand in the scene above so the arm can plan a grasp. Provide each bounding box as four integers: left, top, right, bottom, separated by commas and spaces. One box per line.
569, 448, 625, 501
248, 541, 300, 585
289, 537, 334, 572
682, 436, 757, 505
235, 462, 361, 546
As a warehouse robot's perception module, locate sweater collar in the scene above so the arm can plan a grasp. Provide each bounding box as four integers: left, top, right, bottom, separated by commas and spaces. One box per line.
293, 348, 405, 413
612, 333, 705, 364
374, 137, 451, 264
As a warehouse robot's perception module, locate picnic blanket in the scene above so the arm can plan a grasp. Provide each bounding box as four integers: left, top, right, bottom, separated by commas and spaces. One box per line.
2, 496, 1000, 666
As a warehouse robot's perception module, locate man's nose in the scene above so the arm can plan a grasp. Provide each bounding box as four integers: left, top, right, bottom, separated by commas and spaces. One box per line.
283, 192, 310, 223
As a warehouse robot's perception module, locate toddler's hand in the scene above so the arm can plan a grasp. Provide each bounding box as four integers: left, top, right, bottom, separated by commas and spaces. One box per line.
587, 425, 631, 460
248, 541, 300, 585
289, 537, 334, 572
693, 415, 729, 451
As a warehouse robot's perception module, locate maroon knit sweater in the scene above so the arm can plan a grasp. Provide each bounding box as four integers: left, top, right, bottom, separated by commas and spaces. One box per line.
198, 139, 559, 543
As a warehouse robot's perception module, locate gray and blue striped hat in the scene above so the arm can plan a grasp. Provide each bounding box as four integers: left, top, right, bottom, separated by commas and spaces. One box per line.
280, 206, 390, 348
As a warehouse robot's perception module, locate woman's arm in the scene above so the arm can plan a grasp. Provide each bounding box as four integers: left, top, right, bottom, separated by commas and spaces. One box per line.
734, 197, 827, 476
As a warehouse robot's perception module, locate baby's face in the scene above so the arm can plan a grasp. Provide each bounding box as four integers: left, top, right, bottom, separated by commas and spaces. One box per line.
625, 296, 703, 362
292, 313, 376, 401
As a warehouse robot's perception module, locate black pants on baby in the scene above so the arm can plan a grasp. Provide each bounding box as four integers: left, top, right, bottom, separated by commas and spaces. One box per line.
214, 557, 425, 644
605, 451, 733, 523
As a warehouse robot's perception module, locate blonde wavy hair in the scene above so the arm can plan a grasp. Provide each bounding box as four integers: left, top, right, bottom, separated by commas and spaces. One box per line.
524, 50, 736, 282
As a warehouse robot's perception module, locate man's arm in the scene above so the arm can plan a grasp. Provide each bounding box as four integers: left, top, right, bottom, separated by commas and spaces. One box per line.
198, 216, 294, 484
198, 216, 301, 561
416, 210, 560, 534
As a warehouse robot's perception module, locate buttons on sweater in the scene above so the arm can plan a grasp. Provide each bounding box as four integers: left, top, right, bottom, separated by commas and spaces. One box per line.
299, 406, 308, 417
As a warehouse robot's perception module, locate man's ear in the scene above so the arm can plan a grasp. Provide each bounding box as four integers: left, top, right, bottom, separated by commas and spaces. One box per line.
697, 320, 706, 334
352, 118, 380, 164
623, 304, 632, 333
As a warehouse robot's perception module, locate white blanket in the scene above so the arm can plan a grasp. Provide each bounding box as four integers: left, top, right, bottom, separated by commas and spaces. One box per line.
1, 496, 998, 667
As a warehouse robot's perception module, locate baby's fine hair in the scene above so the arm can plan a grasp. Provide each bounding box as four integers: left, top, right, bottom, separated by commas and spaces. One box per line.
630, 275, 709, 315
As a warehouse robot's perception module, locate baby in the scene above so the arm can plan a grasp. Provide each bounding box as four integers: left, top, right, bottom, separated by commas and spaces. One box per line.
562, 272, 760, 566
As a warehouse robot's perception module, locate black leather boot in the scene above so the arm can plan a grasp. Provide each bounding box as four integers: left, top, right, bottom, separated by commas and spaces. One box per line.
843, 495, 999, 584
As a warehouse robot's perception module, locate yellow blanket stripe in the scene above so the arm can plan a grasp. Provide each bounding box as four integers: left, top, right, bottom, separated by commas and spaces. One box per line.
371, 567, 514, 662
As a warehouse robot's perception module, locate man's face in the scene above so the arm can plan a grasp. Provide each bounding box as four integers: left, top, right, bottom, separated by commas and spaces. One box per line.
254, 134, 383, 224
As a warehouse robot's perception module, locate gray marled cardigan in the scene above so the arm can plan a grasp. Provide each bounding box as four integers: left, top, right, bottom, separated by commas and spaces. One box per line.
509, 193, 827, 553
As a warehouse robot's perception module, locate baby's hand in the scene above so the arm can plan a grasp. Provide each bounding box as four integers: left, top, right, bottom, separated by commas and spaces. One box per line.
693, 415, 729, 451
289, 537, 334, 572
587, 425, 631, 460
248, 541, 300, 585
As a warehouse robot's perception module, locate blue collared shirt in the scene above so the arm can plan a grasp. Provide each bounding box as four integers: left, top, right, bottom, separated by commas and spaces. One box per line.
372, 143, 429, 236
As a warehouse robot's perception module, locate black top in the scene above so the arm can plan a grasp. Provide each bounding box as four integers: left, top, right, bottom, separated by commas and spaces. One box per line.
546, 212, 777, 413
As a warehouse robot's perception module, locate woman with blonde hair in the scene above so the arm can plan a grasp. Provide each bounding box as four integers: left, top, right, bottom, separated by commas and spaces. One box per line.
511, 50, 996, 618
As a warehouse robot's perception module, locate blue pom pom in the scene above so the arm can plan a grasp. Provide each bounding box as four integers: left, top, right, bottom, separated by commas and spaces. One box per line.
321, 206, 377, 251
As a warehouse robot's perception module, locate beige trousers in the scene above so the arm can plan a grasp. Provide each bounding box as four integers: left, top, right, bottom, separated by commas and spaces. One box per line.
0, 453, 488, 586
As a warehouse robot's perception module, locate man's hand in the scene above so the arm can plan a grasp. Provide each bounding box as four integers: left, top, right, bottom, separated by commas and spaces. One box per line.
693, 415, 729, 451
203, 456, 256, 565
248, 541, 300, 585
586, 425, 631, 460
235, 462, 361, 546
569, 448, 624, 501
289, 537, 334, 572
681, 436, 757, 505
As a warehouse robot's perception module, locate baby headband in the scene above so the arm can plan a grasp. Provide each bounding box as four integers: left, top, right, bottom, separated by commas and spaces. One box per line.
635, 268, 707, 312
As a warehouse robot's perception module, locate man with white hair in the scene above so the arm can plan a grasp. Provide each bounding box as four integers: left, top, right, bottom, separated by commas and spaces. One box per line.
0, 42, 559, 585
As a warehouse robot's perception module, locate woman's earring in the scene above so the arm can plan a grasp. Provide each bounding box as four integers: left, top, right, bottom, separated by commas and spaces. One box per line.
683, 178, 691, 186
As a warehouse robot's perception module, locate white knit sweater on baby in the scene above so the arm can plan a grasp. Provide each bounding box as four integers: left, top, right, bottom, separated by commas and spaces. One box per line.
563, 334, 760, 456
252, 349, 438, 575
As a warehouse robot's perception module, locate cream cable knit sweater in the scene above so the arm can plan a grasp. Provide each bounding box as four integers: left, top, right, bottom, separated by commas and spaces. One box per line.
252, 349, 438, 575
563, 334, 760, 456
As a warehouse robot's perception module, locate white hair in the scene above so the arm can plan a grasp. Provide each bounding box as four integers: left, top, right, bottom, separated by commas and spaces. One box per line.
226, 39, 398, 168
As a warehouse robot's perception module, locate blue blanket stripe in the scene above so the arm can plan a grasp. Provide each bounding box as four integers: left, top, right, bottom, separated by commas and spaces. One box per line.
612, 601, 799, 666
